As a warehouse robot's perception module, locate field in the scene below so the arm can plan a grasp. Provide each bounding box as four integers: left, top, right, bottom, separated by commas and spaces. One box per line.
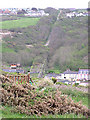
0, 17, 40, 29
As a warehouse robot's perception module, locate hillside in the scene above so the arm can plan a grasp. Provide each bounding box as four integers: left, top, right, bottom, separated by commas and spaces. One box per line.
1, 8, 88, 72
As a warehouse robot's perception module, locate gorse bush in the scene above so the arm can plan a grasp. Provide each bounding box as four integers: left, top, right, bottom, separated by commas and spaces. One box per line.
37, 78, 54, 89
1, 75, 90, 117
56, 82, 67, 85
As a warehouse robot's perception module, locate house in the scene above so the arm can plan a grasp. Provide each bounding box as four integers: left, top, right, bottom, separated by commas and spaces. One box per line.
66, 12, 75, 18
60, 68, 90, 81
60, 69, 78, 80
10, 64, 17, 69
77, 69, 89, 80
17, 63, 21, 67
3, 9, 11, 15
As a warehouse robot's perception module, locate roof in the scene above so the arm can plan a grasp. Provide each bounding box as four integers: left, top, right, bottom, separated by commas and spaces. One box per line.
79, 69, 90, 71
46, 73, 60, 77
63, 69, 78, 74
2, 69, 24, 73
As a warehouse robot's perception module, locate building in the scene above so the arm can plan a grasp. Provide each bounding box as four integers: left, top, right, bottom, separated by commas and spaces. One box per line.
60, 69, 90, 81
10, 64, 17, 69
77, 69, 89, 80
66, 12, 75, 18
60, 69, 78, 80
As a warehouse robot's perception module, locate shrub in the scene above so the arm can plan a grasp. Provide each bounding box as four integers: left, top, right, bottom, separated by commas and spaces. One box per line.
74, 83, 79, 87
56, 82, 67, 85
1, 75, 89, 117
37, 78, 54, 89
52, 77, 57, 83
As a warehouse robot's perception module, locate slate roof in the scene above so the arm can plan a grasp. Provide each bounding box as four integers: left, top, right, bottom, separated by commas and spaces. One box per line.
63, 69, 78, 74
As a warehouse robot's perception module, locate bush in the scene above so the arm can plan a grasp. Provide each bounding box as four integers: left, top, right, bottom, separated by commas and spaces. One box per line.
37, 78, 54, 89
56, 82, 67, 85
52, 77, 57, 83
73, 83, 79, 87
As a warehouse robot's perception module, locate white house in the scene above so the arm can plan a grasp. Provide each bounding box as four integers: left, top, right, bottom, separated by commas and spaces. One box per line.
66, 12, 75, 18
60, 69, 90, 81
60, 69, 78, 80
77, 69, 89, 80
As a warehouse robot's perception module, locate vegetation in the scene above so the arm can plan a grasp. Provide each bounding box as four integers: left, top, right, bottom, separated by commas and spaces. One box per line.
1, 8, 88, 72
52, 77, 57, 83
1, 106, 86, 118
1, 75, 89, 118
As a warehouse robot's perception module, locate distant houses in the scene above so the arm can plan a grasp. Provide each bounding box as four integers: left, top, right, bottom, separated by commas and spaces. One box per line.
60, 69, 78, 80
61, 69, 89, 80
45, 68, 90, 81
2, 63, 24, 74
10, 64, 17, 69
24, 10, 49, 17
66, 11, 88, 18
0, 8, 49, 17
78, 69, 89, 80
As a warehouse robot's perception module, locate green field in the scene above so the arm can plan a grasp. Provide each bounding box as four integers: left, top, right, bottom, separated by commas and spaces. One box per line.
0, 18, 40, 29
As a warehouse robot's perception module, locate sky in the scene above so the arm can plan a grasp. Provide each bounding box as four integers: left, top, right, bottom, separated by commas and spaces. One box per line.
0, 0, 89, 9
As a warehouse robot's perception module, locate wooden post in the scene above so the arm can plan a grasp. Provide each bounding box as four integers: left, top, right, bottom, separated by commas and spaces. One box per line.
12, 76, 14, 81
25, 75, 27, 83
15, 76, 17, 83
9, 75, 11, 80
21, 76, 23, 84
24, 76, 25, 84
18, 76, 20, 84
27, 71, 30, 83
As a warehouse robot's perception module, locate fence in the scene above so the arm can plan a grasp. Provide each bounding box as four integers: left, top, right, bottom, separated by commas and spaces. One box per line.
6, 74, 30, 84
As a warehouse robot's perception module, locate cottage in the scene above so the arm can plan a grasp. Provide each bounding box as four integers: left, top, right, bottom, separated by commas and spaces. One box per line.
60, 68, 90, 81
60, 69, 78, 80
10, 64, 17, 69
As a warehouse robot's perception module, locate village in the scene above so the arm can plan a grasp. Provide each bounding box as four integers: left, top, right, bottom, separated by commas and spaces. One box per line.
0, 8, 49, 17
0, 8, 88, 18
2, 63, 90, 87
0, 5, 90, 117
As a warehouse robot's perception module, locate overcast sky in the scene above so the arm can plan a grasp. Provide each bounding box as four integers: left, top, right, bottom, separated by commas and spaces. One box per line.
0, 0, 89, 8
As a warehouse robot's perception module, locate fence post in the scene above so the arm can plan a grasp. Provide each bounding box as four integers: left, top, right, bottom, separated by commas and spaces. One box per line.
12, 76, 14, 81
24, 76, 25, 84
25, 75, 27, 83
9, 75, 11, 80
18, 76, 20, 84
15, 76, 17, 83
27, 71, 30, 83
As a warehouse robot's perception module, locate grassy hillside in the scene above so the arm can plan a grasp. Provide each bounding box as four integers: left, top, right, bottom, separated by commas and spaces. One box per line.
2, 10, 88, 72
0, 17, 40, 29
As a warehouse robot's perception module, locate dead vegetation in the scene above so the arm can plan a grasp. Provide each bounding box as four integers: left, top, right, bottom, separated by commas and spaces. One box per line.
0, 75, 90, 117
